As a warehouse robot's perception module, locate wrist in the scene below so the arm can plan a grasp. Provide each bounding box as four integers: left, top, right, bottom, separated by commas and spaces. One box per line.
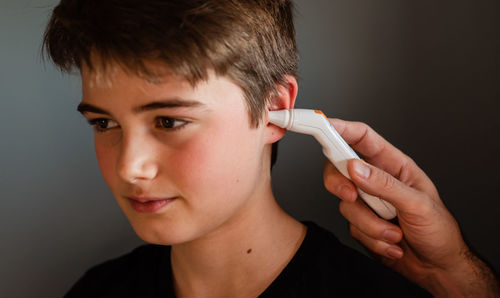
421, 248, 500, 298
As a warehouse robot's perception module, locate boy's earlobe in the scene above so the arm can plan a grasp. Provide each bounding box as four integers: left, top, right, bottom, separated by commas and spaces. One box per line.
266, 121, 286, 144
265, 75, 298, 144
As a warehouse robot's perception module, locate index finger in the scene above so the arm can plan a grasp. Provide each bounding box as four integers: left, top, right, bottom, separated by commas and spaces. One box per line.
329, 118, 433, 192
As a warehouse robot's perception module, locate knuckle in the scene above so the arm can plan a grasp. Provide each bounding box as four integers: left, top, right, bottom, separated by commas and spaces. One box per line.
352, 121, 372, 140
404, 155, 417, 167
405, 191, 434, 214
361, 220, 383, 240
397, 156, 416, 180
380, 171, 397, 192
355, 121, 370, 130
358, 121, 374, 136
414, 194, 435, 214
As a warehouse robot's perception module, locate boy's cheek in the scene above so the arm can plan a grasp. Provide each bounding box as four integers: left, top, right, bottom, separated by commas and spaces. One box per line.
94, 144, 118, 187
172, 133, 238, 183
172, 125, 259, 191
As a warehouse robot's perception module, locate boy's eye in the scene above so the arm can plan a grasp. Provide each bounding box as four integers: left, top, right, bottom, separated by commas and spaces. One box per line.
156, 117, 187, 130
88, 118, 119, 132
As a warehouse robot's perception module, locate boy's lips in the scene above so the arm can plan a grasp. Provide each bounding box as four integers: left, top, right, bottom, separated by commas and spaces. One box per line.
129, 196, 176, 203
127, 196, 177, 213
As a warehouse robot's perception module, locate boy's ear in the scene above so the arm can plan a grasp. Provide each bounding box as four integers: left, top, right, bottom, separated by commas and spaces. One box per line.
265, 75, 298, 144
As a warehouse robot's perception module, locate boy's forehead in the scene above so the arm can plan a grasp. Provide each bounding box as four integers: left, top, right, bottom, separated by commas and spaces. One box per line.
80, 61, 248, 115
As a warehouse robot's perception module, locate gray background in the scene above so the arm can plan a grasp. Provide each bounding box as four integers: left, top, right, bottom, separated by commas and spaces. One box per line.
1, 0, 499, 297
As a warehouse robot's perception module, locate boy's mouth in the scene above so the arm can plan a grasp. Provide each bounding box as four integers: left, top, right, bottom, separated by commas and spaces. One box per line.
127, 196, 177, 213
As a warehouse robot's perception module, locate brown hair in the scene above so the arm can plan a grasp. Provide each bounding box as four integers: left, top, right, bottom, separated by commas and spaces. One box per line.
42, 0, 298, 166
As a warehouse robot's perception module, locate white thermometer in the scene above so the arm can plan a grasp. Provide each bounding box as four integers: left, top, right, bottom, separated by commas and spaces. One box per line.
269, 109, 397, 220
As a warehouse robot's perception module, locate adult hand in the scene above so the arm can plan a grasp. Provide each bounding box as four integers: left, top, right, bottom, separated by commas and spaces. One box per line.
323, 118, 500, 297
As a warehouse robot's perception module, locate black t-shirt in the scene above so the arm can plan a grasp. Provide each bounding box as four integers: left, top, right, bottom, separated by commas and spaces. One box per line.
66, 221, 431, 297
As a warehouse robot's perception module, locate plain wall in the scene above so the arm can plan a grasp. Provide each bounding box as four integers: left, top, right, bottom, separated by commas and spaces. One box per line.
1, 1, 499, 297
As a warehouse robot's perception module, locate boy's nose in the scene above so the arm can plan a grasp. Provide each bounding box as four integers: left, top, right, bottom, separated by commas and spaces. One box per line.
116, 134, 159, 183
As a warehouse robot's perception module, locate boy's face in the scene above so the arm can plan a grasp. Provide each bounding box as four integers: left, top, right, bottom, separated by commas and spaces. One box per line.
79, 64, 275, 245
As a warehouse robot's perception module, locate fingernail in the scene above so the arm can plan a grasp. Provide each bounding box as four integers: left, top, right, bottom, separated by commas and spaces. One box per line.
353, 160, 370, 179
339, 185, 356, 201
386, 247, 403, 259
383, 229, 401, 243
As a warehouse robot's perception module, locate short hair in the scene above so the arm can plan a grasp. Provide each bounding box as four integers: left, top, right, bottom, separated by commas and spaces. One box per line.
42, 0, 298, 167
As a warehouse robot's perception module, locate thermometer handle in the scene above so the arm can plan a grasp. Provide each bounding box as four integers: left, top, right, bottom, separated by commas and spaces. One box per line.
322, 147, 397, 220
267, 109, 397, 220
292, 109, 397, 220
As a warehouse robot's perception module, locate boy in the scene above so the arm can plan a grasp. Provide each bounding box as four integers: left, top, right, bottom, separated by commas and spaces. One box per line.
43, 0, 499, 297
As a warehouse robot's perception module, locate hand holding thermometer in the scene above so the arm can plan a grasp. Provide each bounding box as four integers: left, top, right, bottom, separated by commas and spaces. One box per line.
268, 109, 397, 220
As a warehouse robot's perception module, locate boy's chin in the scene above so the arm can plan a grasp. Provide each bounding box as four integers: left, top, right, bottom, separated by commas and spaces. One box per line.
125, 212, 214, 246
129, 219, 195, 246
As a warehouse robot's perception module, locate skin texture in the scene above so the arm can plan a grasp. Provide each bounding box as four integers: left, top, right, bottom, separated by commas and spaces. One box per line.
79, 63, 307, 297
323, 118, 500, 297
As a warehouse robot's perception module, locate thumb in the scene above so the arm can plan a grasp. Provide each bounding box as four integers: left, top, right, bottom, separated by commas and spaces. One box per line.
348, 159, 425, 213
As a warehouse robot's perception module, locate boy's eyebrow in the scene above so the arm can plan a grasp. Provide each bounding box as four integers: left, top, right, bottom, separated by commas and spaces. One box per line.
77, 98, 206, 115
77, 103, 109, 115
134, 98, 205, 113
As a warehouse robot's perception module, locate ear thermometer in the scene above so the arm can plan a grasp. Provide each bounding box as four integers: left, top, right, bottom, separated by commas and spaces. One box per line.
268, 109, 397, 220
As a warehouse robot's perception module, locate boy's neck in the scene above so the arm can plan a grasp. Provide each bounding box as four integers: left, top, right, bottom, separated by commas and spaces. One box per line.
170, 184, 306, 298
